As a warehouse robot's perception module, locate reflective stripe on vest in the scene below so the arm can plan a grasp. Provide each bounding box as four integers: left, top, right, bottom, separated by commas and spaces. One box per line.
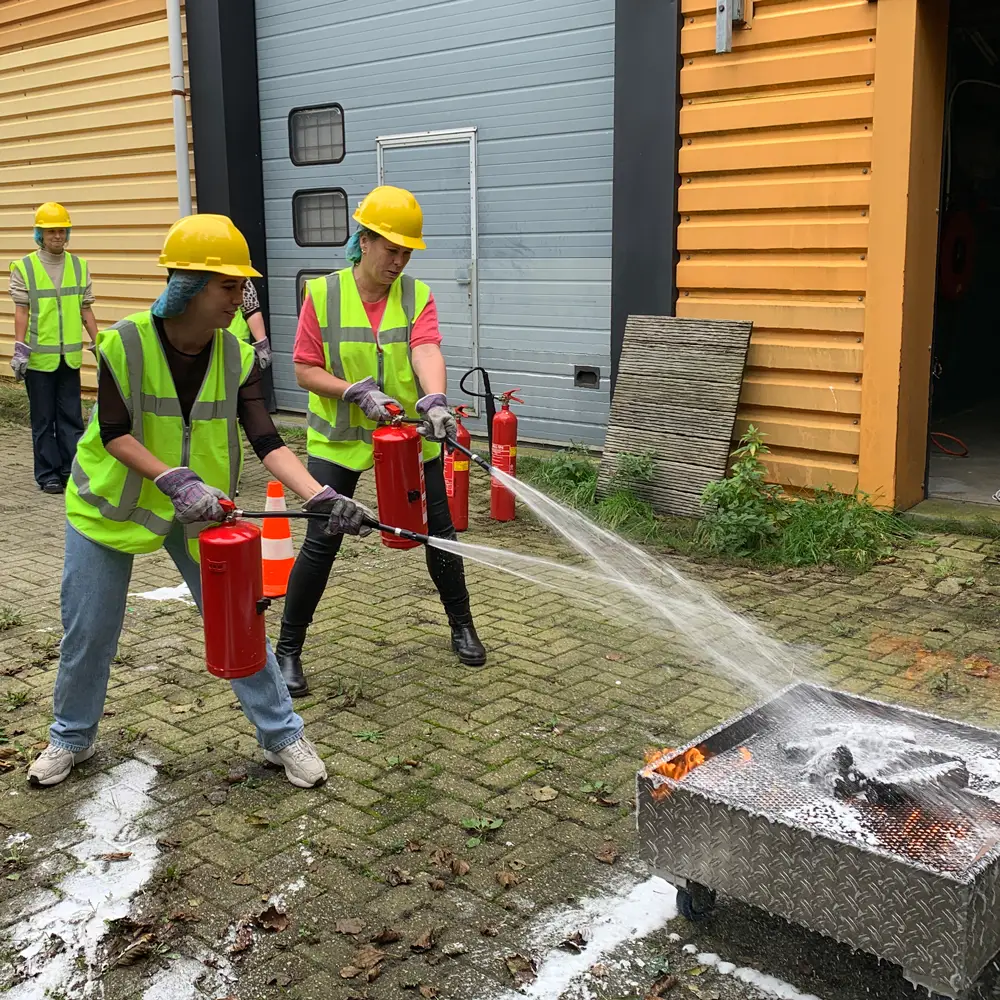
305, 268, 440, 470
11, 252, 86, 372
227, 307, 252, 343
66, 312, 252, 557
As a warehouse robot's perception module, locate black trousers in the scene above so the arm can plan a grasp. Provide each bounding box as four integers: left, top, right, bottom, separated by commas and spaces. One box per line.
23, 359, 84, 488
282, 455, 471, 629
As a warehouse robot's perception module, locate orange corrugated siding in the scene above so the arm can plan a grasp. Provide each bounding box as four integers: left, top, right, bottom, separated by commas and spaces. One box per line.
0, 0, 193, 391
676, 0, 877, 493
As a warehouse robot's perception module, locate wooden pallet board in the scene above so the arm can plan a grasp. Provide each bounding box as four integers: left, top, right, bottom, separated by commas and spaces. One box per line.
597, 315, 753, 517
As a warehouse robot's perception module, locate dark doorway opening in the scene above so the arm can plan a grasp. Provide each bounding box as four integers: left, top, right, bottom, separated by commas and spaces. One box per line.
927, 1, 1000, 504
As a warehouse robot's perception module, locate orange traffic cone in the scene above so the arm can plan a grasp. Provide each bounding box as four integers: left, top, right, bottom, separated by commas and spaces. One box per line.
261, 480, 295, 598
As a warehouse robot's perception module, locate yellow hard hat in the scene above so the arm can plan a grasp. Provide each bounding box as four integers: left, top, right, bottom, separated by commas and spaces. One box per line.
35, 202, 72, 229
158, 214, 261, 278
353, 186, 426, 250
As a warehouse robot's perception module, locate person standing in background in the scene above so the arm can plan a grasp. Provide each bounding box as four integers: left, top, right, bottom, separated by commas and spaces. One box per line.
8, 203, 98, 494
227, 280, 272, 372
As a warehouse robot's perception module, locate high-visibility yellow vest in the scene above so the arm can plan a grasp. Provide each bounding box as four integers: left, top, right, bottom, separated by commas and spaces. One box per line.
66, 311, 255, 560
9, 251, 88, 372
305, 268, 440, 471
228, 307, 251, 343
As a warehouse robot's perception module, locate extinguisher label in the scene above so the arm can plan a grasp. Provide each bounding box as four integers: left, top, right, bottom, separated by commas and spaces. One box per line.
454, 460, 469, 472
492, 444, 514, 473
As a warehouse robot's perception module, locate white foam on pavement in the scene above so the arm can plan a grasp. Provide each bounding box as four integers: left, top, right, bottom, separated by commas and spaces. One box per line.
130, 583, 194, 604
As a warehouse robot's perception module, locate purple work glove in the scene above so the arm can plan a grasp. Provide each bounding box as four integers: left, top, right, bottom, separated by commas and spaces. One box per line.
253, 338, 272, 371
10, 342, 30, 382
154, 467, 227, 524
343, 376, 402, 423
416, 393, 457, 442
303, 486, 375, 537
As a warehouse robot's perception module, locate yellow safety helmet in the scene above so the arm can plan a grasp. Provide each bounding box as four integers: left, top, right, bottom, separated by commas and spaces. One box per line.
158, 214, 261, 278
35, 202, 72, 229
353, 186, 426, 250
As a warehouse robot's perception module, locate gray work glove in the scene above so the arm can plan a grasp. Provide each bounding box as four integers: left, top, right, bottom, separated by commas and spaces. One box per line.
416, 393, 457, 442
154, 467, 227, 524
343, 376, 402, 423
10, 342, 30, 382
253, 338, 272, 371
303, 486, 375, 537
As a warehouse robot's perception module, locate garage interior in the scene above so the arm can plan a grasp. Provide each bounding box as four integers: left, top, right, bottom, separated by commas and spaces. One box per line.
927, 0, 1000, 504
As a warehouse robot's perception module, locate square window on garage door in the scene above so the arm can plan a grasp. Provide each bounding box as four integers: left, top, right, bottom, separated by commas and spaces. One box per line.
288, 104, 345, 165
293, 189, 349, 247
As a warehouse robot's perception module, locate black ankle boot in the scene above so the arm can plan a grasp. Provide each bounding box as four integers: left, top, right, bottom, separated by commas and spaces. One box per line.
447, 613, 487, 667
275, 622, 309, 698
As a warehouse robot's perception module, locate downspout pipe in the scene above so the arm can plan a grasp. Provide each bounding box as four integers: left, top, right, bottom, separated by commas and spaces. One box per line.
167, 0, 193, 217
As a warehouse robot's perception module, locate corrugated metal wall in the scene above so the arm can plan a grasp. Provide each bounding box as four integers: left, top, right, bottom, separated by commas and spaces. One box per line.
255, 0, 615, 445
0, 0, 192, 390
676, 0, 876, 492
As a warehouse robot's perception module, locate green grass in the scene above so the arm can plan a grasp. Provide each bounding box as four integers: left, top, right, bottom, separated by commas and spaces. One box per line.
0, 606, 23, 632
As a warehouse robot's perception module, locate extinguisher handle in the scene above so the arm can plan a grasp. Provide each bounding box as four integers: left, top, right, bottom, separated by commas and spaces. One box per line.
218, 497, 237, 519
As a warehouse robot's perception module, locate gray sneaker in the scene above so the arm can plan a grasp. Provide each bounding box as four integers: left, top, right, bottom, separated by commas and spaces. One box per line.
28, 744, 95, 787
263, 737, 327, 788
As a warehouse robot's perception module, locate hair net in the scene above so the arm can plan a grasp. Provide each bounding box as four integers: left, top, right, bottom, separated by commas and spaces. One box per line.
345, 226, 376, 265
151, 270, 212, 319
35, 227, 71, 249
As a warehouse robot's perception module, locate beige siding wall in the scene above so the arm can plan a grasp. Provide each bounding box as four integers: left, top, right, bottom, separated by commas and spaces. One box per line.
0, 0, 193, 390
676, 0, 877, 493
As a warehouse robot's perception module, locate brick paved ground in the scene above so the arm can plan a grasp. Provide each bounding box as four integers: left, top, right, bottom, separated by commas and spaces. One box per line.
4, 417, 1000, 1000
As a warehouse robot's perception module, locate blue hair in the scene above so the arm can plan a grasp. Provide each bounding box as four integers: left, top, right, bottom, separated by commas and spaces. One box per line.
151, 270, 212, 319
345, 226, 378, 265
35, 227, 70, 248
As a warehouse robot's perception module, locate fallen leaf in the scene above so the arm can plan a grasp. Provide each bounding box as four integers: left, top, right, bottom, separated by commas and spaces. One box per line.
496, 869, 520, 889
605, 652, 625, 661
420, 987, 439, 998
648, 973, 680, 996
505, 953, 537, 987
110, 932, 156, 967
340, 966, 362, 979
405, 839, 423, 852
531, 785, 559, 802
256, 905, 289, 933
594, 841, 619, 865
429, 848, 454, 867
5, 873, 20, 881
204, 788, 228, 806
590, 963, 609, 978
231, 870, 254, 885
451, 858, 470, 876
0, 760, 15, 773
428, 878, 446, 891
366, 965, 382, 983
171, 704, 195, 715
156, 837, 181, 850
552, 725, 565, 736
336, 917, 364, 935
97, 852, 132, 862
229, 919, 254, 955
245, 813, 270, 827
964, 655, 994, 679
558, 931, 587, 953
226, 766, 248, 784
593, 795, 621, 807
688, 966, 707, 976
442, 941, 467, 957
387, 866, 413, 886
352, 945, 386, 970
168, 910, 201, 923
370, 926, 401, 945
411, 928, 437, 952
480, 924, 500, 937
267, 972, 293, 987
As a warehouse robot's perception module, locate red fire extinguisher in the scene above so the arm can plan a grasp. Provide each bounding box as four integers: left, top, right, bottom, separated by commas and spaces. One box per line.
199, 502, 269, 680
373, 420, 428, 550
444, 405, 471, 532
490, 390, 523, 523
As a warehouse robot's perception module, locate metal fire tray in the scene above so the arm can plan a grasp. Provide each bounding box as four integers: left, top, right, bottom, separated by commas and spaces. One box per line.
637, 683, 1000, 998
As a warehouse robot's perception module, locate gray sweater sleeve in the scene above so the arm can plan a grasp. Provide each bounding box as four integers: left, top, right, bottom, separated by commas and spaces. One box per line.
8, 267, 28, 306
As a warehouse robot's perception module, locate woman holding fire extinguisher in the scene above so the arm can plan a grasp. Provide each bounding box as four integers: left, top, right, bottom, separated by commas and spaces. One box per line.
27, 214, 373, 790
276, 185, 486, 698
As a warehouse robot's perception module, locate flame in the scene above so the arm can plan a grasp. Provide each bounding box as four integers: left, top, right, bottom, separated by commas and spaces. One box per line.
642, 745, 710, 799
739, 747, 752, 763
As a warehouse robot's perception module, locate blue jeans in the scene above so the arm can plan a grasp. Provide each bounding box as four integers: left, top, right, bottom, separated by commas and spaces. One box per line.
50, 522, 304, 753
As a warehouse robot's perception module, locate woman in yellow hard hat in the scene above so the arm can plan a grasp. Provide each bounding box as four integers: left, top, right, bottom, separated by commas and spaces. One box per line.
8, 202, 99, 494
277, 185, 486, 697
28, 214, 373, 791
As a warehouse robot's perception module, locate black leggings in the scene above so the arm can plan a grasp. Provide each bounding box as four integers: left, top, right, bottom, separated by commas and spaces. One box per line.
282, 455, 470, 628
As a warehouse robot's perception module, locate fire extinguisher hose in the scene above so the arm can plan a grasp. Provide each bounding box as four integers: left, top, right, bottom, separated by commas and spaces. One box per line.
445, 435, 495, 477
228, 507, 431, 546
